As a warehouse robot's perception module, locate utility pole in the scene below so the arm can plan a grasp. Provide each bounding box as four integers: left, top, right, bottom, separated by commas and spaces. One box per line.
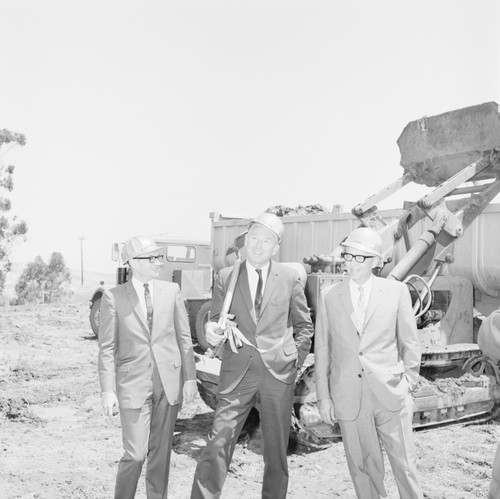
78, 236, 86, 285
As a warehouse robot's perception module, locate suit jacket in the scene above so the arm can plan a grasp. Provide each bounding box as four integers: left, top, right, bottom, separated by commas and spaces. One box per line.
314, 276, 421, 421
213, 260, 314, 394
478, 309, 500, 361
98, 279, 196, 409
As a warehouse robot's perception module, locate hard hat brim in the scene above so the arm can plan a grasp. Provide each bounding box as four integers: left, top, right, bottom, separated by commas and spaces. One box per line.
249, 221, 282, 242
122, 242, 163, 263
340, 240, 381, 258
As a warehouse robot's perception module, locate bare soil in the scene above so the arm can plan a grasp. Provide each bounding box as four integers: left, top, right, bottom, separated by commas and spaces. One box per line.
0, 302, 498, 499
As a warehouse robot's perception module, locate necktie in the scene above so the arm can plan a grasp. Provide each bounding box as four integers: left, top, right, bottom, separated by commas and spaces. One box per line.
144, 283, 153, 332
254, 268, 263, 317
357, 285, 366, 333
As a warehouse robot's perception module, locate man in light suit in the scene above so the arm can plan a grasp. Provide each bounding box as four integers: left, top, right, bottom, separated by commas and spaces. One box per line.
477, 309, 500, 499
315, 227, 423, 499
191, 213, 314, 499
98, 236, 197, 499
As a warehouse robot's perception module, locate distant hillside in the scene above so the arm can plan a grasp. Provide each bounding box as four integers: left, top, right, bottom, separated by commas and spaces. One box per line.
68, 268, 117, 304
3, 263, 115, 306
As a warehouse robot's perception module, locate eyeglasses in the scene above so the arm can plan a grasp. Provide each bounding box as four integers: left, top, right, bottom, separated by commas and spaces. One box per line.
341, 252, 375, 264
133, 255, 164, 264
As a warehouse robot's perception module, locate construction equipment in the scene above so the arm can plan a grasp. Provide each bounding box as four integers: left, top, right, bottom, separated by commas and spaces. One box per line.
195, 102, 500, 449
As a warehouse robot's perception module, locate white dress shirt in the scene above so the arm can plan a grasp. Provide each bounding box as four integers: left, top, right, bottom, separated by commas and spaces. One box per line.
349, 275, 373, 333
132, 276, 154, 318
246, 261, 270, 308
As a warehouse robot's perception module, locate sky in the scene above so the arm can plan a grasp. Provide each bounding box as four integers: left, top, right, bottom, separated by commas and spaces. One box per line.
1, 0, 499, 278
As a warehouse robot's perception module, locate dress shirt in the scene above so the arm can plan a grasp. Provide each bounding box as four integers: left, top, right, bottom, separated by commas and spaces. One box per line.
246, 261, 270, 307
349, 275, 373, 333
132, 276, 154, 319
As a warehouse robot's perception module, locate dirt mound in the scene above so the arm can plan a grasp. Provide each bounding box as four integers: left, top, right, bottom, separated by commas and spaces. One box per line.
266, 204, 331, 217
0, 303, 498, 498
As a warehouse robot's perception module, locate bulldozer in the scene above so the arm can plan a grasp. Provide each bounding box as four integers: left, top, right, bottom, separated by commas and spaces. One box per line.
195, 101, 500, 449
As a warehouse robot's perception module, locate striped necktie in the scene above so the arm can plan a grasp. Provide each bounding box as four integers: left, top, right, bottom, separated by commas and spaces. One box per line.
254, 268, 263, 317
144, 283, 153, 332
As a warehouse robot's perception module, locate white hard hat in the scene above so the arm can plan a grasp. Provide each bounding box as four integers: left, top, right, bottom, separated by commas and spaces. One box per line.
121, 236, 162, 263
341, 227, 382, 258
249, 212, 284, 242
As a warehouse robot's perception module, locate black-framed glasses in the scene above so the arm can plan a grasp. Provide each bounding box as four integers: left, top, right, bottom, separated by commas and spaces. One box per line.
341, 252, 375, 264
133, 255, 164, 264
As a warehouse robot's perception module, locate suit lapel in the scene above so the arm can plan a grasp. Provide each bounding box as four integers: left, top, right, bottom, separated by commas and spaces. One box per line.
235, 263, 254, 322
258, 261, 276, 318
151, 280, 162, 338
339, 280, 357, 332
363, 277, 383, 328
126, 280, 150, 336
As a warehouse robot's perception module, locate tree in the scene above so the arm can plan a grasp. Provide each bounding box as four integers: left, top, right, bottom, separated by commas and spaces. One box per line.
12, 256, 47, 305
0, 129, 28, 295
45, 252, 72, 302
13, 252, 72, 305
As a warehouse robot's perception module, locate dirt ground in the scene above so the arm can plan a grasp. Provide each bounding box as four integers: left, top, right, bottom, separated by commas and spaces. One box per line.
1, 301, 499, 499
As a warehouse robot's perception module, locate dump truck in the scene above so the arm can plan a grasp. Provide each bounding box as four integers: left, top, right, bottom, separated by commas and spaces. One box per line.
195, 101, 500, 449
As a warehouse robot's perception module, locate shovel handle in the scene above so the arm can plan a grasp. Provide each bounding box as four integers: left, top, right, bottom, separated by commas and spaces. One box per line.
218, 258, 241, 327
209, 257, 242, 358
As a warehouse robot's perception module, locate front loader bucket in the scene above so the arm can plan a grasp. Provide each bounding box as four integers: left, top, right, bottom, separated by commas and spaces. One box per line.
398, 101, 500, 187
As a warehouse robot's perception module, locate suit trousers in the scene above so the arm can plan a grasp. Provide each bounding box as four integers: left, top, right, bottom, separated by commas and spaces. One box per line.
338, 376, 423, 499
115, 370, 179, 499
191, 353, 294, 499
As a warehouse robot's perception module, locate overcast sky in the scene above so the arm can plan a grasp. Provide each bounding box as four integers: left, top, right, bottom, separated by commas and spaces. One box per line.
1, 0, 499, 276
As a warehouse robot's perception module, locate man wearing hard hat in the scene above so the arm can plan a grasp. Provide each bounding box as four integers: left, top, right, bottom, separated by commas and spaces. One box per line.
314, 227, 423, 499
191, 213, 314, 499
98, 236, 197, 499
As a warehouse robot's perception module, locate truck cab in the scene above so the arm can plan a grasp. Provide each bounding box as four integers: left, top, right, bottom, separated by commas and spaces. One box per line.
89, 236, 212, 341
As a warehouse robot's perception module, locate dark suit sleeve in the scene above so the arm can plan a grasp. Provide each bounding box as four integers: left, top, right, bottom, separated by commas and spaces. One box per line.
173, 284, 197, 382
290, 275, 314, 368
97, 290, 117, 393
209, 271, 226, 322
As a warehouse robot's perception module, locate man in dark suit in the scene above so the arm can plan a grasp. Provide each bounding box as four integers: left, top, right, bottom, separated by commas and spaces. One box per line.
191, 213, 314, 499
98, 235, 197, 499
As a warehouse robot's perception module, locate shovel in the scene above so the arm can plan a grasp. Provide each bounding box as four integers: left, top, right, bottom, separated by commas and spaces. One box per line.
210, 231, 247, 358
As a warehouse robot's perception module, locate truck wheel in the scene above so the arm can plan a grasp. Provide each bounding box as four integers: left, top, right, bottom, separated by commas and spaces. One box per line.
195, 301, 212, 352
89, 296, 101, 338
